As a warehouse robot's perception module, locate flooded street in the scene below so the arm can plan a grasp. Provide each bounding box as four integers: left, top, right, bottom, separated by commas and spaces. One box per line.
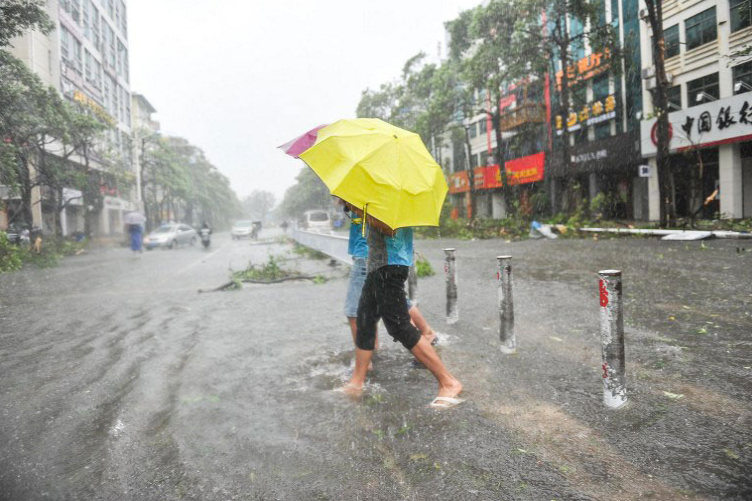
1, 232, 751, 500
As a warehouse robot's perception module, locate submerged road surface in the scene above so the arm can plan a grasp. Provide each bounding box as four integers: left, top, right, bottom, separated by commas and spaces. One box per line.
1, 231, 751, 500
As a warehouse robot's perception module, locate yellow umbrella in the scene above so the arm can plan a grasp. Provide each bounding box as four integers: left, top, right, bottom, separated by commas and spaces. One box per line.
298, 118, 448, 231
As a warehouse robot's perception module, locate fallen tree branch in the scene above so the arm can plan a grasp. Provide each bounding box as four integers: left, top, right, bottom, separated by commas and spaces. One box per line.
198, 275, 319, 293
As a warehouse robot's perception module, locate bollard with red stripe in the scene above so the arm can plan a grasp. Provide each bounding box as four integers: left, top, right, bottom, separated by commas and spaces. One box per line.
497, 256, 516, 353
444, 248, 458, 324
599, 270, 627, 409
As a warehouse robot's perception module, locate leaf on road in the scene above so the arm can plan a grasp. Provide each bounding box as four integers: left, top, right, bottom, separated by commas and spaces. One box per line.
549, 336, 563, 342
663, 391, 684, 400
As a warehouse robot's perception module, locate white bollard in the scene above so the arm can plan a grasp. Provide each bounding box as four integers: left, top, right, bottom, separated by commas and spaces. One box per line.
497, 256, 515, 353
599, 270, 627, 409
444, 248, 458, 324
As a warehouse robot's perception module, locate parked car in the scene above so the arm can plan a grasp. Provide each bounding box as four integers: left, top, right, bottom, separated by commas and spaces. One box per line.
144, 224, 197, 250
231, 220, 255, 239
301, 210, 332, 232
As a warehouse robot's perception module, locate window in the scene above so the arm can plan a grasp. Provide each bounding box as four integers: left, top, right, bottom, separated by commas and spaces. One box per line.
103, 75, 111, 112
664, 25, 680, 58
593, 74, 610, 101
731, 0, 752, 32
93, 58, 102, 90
106, 23, 116, 68
72, 35, 83, 73
733, 61, 752, 93
117, 39, 125, 76
469, 122, 477, 139
123, 47, 129, 83
113, 81, 120, 120
685, 8, 717, 50
82, 0, 90, 38
85, 49, 93, 82
687, 73, 719, 106
107, 0, 114, 19
114, 0, 120, 30
60, 25, 71, 61
667, 85, 682, 110
594, 121, 611, 140
120, 0, 127, 38
479, 118, 487, 134
90, 2, 101, 51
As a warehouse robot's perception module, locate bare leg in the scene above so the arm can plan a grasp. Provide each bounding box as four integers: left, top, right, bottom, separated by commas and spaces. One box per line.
343, 347, 374, 396
408, 306, 436, 345
410, 337, 462, 399
348, 317, 377, 369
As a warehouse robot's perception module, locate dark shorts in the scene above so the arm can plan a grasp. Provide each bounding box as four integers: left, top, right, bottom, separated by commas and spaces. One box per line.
356, 265, 421, 351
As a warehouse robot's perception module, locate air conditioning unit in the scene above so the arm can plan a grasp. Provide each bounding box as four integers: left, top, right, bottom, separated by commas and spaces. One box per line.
646, 77, 657, 90
641, 67, 655, 80
639, 8, 650, 20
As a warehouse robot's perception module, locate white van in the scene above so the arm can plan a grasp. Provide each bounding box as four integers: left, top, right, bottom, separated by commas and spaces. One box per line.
301, 210, 332, 232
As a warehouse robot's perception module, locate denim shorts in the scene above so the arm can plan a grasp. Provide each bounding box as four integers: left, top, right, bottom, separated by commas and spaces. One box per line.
345, 258, 411, 317
345, 258, 368, 317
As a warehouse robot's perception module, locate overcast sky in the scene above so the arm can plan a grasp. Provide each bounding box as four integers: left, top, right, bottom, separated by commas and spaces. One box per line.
128, 0, 480, 204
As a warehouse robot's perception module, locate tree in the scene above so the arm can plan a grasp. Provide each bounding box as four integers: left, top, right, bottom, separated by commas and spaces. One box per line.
0, 0, 53, 47
243, 190, 276, 222
643, 0, 674, 227
279, 166, 331, 219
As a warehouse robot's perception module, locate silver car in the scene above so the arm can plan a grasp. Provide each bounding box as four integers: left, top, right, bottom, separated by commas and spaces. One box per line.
144, 224, 197, 250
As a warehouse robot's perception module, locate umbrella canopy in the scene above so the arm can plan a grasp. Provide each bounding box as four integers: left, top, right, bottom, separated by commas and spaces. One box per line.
123, 212, 146, 225
298, 118, 447, 230
278, 124, 328, 158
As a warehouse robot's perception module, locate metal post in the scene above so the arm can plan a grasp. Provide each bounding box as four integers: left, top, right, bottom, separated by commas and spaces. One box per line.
408, 264, 418, 306
599, 270, 627, 409
497, 256, 515, 353
444, 248, 458, 324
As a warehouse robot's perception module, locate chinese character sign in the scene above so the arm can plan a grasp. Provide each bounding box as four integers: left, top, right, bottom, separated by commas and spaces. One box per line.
555, 95, 617, 135
640, 92, 752, 156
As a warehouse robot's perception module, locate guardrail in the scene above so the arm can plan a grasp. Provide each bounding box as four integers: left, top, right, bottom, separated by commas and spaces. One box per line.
291, 228, 352, 265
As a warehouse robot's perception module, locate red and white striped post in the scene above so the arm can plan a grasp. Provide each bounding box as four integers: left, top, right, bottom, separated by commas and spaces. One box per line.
599, 270, 627, 409
497, 255, 515, 353
444, 248, 458, 324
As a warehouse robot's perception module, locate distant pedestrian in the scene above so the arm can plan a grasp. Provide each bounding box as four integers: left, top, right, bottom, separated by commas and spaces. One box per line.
343, 211, 463, 409
127, 222, 143, 253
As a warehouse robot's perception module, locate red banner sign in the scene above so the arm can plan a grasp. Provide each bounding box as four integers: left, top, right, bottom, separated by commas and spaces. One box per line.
448, 152, 545, 193
505, 152, 545, 185
447, 171, 470, 194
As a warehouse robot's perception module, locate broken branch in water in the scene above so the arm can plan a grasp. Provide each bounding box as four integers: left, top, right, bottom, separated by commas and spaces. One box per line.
198, 275, 319, 293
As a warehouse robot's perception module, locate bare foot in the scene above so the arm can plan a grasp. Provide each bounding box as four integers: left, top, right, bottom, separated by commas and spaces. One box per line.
341, 382, 363, 398
436, 378, 463, 400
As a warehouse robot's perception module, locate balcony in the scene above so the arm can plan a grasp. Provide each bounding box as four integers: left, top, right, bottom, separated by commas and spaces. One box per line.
498, 102, 547, 132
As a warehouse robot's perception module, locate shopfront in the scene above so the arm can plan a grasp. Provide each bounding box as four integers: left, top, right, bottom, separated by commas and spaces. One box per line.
640, 91, 752, 219
548, 130, 643, 218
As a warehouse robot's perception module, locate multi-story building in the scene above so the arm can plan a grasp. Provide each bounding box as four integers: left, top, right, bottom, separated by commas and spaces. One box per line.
444, 0, 646, 221
130, 92, 159, 210
6, 0, 136, 235
639, 0, 752, 219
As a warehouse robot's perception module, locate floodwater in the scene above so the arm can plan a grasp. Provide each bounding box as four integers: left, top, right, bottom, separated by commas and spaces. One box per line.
0, 230, 750, 500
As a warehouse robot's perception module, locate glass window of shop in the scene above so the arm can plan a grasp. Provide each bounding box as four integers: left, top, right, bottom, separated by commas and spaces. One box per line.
667, 85, 682, 110
733, 60, 752, 94
731, 0, 752, 32
664, 25, 680, 58
593, 74, 611, 140
687, 73, 719, 107
685, 8, 717, 51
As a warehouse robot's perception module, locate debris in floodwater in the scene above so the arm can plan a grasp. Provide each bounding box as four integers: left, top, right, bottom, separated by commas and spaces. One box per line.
663, 391, 685, 400
409, 453, 428, 462
549, 336, 563, 342
723, 449, 741, 460
696, 328, 708, 335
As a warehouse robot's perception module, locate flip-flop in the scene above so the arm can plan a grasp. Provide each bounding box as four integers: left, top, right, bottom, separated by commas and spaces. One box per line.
429, 396, 465, 409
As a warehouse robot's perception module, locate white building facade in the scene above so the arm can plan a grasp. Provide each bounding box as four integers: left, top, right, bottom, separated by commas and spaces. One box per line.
639, 0, 752, 219
7, 0, 136, 235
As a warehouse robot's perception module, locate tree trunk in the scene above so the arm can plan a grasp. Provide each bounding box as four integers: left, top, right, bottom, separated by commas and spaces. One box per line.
493, 100, 511, 216
645, 0, 673, 227
464, 125, 476, 219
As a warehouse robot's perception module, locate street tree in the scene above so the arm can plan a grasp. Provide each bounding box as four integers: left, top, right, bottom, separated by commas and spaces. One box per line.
642, 0, 674, 226
279, 166, 331, 219
243, 190, 276, 222
0, 0, 53, 47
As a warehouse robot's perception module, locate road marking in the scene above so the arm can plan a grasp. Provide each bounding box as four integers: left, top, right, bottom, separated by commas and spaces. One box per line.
174, 242, 231, 276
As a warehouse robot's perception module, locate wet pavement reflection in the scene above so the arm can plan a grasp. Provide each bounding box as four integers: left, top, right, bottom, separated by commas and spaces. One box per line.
1, 231, 750, 499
